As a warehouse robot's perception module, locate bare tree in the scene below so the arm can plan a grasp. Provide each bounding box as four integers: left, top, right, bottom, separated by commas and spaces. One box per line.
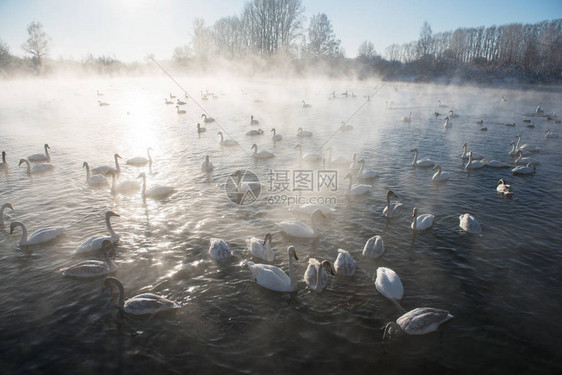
307, 13, 340, 57
0, 39, 11, 68
417, 21, 433, 59
358, 40, 377, 59
21, 22, 51, 67
191, 18, 214, 62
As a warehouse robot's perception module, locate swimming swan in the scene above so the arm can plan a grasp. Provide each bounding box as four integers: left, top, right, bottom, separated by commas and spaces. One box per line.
411, 148, 435, 168
512, 163, 535, 176
19, 158, 54, 175
28, 144, 51, 162
357, 159, 380, 179
251, 144, 275, 159
271, 128, 283, 141
218, 131, 239, 146
297, 127, 313, 137
10, 221, 65, 246
304, 259, 334, 292
459, 213, 481, 234
103, 277, 179, 315
0, 151, 7, 171
83, 162, 109, 187
246, 129, 264, 136
362, 235, 385, 258
333, 248, 356, 276
279, 209, 326, 239
383, 307, 453, 340
344, 173, 371, 196
248, 233, 274, 261
383, 190, 403, 218
197, 123, 206, 133
63, 240, 117, 279
250, 115, 259, 125
411, 207, 434, 231
72, 211, 120, 255
176, 105, 186, 114
496, 179, 513, 197
247, 245, 299, 292
201, 114, 215, 123
375, 267, 404, 300
432, 165, 449, 182
91, 154, 121, 176
209, 238, 232, 260
294, 144, 321, 162
109, 171, 140, 195
461, 143, 485, 160
0, 203, 14, 227
126, 147, 152, 167
138, 172, 176, 199
202, 155, 214, 172
465, 152, 485, 170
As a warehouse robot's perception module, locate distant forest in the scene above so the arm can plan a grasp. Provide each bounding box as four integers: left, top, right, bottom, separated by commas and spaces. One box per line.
1, 0, 561, 84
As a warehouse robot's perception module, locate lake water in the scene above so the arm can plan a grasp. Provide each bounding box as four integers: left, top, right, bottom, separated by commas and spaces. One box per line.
1, 75, 561, 374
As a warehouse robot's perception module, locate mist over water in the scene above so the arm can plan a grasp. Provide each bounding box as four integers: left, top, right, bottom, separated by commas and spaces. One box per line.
1, 75, 561, 374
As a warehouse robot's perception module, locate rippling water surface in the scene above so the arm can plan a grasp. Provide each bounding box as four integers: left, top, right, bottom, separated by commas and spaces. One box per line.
1, 76, 561, 374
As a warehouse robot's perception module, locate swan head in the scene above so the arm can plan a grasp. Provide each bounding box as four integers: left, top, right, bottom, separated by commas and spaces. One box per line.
320, 260, 335, 275
287, 246, 298, 260
410, 148, 418, 152
251, 115, 254, 120
263, 233, 272, 245
297, 127, 303, 132
201, 114, 207, 118
271, 128, 276, 133
137, 172, 147, 180
82, 161, 88, 168
294, 144, 302, 150
9, 221, 22, 234
352, 153, 356, 161
463, 143, 467, 148
251, 144, 257, 151
217, 132, 223, 136
412, 207, 417, 217
383, 322, 400, 341
2, 203, 14, 212
433, 164, 440, 171
18, 158, 28, 166
205, 155, 210, 162
497, 178, 506, 186
114, 153, 122, 159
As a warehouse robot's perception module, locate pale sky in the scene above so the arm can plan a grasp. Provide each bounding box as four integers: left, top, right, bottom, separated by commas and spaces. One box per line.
0, 0, 560, 62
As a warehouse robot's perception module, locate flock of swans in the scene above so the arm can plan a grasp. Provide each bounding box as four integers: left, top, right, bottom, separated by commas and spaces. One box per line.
1, 88, 558, 340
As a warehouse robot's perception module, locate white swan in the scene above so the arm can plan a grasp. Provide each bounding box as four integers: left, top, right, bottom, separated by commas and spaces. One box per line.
383, 190, 403, 218
461, 143, 485, 160
362, 235, 385, 258
109, 171, 140, 195
176, 98, 186, 105
294, 144, 321, 162
443, 116, 451, 129
344, 173, 371, 196
217, 131, 239, 146
496, 179, 513, 197
209, 238, 232, 260
465, 152, 485, 170
512, 163, 535, 176
304, 259, 334, 292
508, 141, 520, 157
126, 147, 152, 167
459, 213, 481, 234
247, 246, 299, 292
197, 123, 206, 133
63, 240, 117, 279
0, 151, 7, 171
402, 112, 412, 123
176, 105, 186, 114
91, 154, 121, 176
383, 307, 453, 340
545, 129, 559, 138
201, 113, 215, 123
279, 209, 326, 239
250, 115, 259, 125
289, 203, 335, 216
10, 221, 65, 246
514, 150, 539, 165
297, 127, 313, 137
302, 100, 311, 108
357, 159, 380, 179
437, 100, 448, 108
1, 203, 14, 227
515, 134, 540, 153
349, 154, 360, 171
326, 147, 350, 167
248, 233, 274, 261
536, 105, 544, 114
83, 162, 109, 187
28, 143, 51, 162
97, 90, 104, 96
18, 158, 53, 175
72, 211, 120, 255
411, 207, 434, 231
246, 129, 264, 136
98, 100, 109, 106
432, 165, 449, 182
483, 159, 510, 168
138, 172, 176, 199
333, 248, 356, 276
271, 128, 283, 141
103, 277, 179, 315
411, 148, 435, 167
251, 144, 275, 159
164, 98, 174, 105
202, 155, 214, 172
169, 93, 176, 99
375, 267, 404, 300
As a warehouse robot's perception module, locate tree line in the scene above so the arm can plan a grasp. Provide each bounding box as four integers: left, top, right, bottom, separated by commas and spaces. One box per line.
1, 0, 560, 83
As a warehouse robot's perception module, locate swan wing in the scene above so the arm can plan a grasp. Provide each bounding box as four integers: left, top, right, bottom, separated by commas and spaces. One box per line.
375, 267, 404, 300
124, 294, 178, 315
209, 239, 232, 259
73, 235, 116, 255
62, 260, 115, 279
363, 235, 384, 258
27, 227, 65, 245
247, 262, 291, 291
397, 307, 453, 335
279, 221, 315, 238
334, 249, 356, 275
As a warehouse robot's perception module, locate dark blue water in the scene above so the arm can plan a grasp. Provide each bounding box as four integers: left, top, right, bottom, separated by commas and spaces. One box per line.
0, 77, 561, 374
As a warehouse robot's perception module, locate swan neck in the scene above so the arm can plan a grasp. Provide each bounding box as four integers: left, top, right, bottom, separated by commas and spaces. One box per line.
84, 163, 90, 180
141, 175, 147, 195
515, 152, 521, 163
412, 211, 417, 230
412, 150, 418, 165
106, 214, 117, 238
44, 144, 50, 160
22, 159, 31, 175
114, 155, 120, 173
14, 222, 27, 244
288, 250, 296, 290
114, 281, 125, 307
516, 137, 521, 149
